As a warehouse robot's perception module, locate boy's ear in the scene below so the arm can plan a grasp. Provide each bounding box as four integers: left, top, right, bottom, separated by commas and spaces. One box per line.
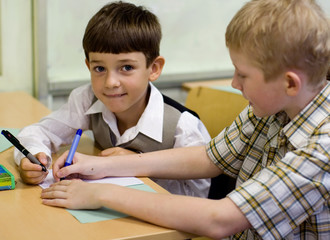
148, 56, 165, 82
85, 59, 91, 70
285, 71, 301, 97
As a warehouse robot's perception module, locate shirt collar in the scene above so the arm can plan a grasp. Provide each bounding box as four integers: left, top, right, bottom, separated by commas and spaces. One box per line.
282, 81, 330, 148
135, 83, 164, 142
85, 83, 164, 144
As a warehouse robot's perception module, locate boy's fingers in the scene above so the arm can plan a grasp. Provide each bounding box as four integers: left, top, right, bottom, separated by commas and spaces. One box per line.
52, 151, 70, 180
20, 168, 48, 185
42, 199, 68, 208
57, 164, 76, 179
20, 158, 43, 171
35, 152, 51, 168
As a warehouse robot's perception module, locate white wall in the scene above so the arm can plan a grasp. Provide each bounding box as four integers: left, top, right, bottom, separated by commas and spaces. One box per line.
0, 0, 33, 93
46, 0, 245, 84
44, 0, 330, 85
0, 0, 329, 96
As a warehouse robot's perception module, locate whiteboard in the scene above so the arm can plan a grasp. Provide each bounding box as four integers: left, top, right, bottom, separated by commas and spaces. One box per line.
45, 0, 330, 85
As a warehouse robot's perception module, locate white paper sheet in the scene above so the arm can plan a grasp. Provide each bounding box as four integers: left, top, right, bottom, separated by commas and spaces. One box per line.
39, 169, 143, 189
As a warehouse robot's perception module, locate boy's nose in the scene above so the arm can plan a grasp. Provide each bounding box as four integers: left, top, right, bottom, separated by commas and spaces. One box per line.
104, 73, 120, 88
231, 76, 242, 92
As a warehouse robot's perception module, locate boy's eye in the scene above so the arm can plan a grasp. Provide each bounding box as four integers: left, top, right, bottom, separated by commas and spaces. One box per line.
122, 65, 133, 72
236, 71, 246, 79
238, 73, 246, 79
94, 66, 105, 73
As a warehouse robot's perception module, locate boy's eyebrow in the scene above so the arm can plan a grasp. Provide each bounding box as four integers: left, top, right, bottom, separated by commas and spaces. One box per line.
89, 60, 103, 64
233, 63, 245, 73
89, 59, 139, 64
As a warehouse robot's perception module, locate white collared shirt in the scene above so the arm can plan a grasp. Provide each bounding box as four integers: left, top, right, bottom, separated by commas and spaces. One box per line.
85, 83, 167, 145
14, 83, 211, 197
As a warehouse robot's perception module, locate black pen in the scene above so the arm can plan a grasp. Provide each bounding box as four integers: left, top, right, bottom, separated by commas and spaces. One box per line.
1, 130, 47, 172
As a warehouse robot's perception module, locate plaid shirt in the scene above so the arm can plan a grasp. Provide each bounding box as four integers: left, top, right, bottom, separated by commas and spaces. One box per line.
207, 82, 329, 239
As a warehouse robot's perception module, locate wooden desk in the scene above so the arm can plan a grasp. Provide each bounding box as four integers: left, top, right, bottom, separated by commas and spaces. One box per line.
0, 92, 195, 240
182, 78, 232, 91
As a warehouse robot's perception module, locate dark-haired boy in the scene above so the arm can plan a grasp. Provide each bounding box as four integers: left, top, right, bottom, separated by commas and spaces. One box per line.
15, 1, 210, 198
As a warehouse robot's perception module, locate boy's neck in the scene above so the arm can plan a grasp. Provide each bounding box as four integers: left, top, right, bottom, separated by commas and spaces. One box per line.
117, 119, 137, 136
116, 87, 151, 135
115, 105, 145, 135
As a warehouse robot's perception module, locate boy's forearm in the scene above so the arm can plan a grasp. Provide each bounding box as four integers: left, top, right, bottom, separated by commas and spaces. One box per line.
102, 145, 221, 179
98, 184, 250, 239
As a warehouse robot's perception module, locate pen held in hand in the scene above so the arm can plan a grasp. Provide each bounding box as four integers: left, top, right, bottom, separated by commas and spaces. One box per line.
1, 130, 47, 172
60, 129, 82, 180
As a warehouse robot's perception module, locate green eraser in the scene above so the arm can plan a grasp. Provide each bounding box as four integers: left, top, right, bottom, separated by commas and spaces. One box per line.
0, 164, 15, 190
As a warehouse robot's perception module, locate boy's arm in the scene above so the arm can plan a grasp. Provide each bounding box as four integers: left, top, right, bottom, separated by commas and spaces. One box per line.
103, 186, 251, 239
14, 84, 94, 166
42, 180, 251, 239
53, 146, 222, 181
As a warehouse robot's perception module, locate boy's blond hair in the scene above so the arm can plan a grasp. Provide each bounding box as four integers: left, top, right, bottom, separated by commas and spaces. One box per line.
226, 0, 330, 84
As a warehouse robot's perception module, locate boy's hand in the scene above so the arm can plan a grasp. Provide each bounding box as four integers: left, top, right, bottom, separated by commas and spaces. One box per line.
52, 151, 106, 182
19, 152, 49, 185
99, 147, 137, 156
41, 180, 102, 209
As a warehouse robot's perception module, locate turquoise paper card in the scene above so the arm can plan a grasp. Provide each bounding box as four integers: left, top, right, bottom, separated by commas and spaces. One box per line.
0, 128, 20, 152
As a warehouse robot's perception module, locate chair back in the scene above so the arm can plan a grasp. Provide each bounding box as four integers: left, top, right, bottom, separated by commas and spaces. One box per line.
185, 86, 248, 138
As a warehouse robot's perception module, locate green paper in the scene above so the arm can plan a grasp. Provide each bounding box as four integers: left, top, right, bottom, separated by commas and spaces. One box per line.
0, 128, 20, 152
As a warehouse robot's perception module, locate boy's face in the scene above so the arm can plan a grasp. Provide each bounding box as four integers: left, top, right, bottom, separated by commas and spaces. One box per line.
86, 52, 157, 117
229, 49, 288, 117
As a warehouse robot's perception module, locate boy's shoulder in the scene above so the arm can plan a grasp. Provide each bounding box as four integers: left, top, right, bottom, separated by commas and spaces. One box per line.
162, 94, 199, 119
71, 83, 94, 98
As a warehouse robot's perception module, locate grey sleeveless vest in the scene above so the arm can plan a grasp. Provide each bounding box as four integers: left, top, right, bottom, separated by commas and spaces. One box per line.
89, 95, 199, 153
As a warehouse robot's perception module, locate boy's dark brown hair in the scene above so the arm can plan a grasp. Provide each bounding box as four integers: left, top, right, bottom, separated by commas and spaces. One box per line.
83, 1, 161, 67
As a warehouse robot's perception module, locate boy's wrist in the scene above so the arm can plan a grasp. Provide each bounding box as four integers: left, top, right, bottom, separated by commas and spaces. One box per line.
96, 183, 118, 207
91, 156, 113, 178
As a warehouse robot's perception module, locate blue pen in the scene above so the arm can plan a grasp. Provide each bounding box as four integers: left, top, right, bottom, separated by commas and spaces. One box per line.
64, 129, 82, 167
61, 129, 82, 180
